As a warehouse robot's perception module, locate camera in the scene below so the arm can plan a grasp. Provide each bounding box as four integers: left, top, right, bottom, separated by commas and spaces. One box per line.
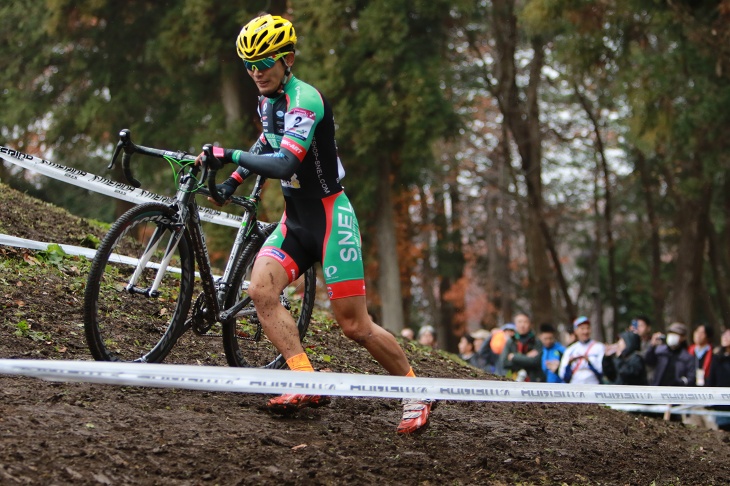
657, 334, 666, 343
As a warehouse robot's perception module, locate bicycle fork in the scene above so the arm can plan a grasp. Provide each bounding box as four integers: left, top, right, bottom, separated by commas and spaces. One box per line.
124, 221, 186, 297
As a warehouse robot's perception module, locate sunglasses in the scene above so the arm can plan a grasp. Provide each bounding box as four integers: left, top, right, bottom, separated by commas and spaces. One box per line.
243, 52, 291, 71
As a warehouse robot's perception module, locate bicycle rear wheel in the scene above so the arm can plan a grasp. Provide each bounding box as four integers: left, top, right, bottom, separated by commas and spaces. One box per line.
84, 202, 195, 362
221, 236, 316, 368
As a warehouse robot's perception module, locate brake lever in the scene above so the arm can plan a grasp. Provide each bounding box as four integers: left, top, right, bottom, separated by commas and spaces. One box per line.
108, 129, 131, 170
203, 144, 226, 206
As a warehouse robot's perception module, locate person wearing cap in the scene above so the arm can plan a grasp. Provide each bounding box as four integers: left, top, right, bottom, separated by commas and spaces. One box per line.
467, 329, 491, 371
470, 328, 491, 355
645, 322, 696, 387
558, 316, 606, 384
499, 313, 545, 382
491, 323, 516, 355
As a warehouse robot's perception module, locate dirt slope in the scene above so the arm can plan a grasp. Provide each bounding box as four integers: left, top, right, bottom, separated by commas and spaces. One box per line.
1, 182, 729, 485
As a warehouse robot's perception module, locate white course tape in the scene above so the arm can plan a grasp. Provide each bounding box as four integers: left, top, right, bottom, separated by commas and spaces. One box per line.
0, 233, 184, 273
1, 359, 729, 405
0, 234, 101, 260
0, 146, 242, 228
608, 403, 730, 417
0, 233, 223, 278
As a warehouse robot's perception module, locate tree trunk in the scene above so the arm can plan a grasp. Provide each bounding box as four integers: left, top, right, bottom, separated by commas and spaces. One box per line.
635, 150, 665, 329
443, 178, 464, 352
591, 166, 605, 342
375, 155, 405, 334
485, 131, 513, 327
489, 1, 561, 324
576, 86, 618, 339
221, 58, 243, 131
708, 225, 730, 329
418, 185, 441, 326
670, 175, 712, 324
431, 172, 465, 352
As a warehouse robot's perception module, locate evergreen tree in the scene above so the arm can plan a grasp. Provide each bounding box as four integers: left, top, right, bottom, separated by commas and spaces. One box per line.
293, 0, 466, 335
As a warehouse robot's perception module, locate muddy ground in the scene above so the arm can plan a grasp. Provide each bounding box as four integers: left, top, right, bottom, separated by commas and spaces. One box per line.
1, 182, 729, 485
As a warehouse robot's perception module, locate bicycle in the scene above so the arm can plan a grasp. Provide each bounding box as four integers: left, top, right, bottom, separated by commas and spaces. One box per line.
83, 128, 316, 368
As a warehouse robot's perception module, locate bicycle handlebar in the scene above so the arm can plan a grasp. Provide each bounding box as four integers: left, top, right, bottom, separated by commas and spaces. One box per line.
108, 128, 221, 196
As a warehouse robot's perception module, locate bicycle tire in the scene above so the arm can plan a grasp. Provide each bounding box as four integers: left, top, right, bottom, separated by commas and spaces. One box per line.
84, 202, 195, 362
221, 235, 316, 368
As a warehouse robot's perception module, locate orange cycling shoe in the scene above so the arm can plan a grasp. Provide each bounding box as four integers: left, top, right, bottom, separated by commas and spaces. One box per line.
396, 398, 436, 435
266, 394, 331, 414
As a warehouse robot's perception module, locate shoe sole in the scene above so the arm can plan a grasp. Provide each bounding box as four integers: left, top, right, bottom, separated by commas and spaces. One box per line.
396, 417, 431, 435
396, 401, 436, 435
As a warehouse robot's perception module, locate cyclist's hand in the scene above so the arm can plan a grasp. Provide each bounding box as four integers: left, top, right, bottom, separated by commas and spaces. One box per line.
194, 147, 225, 170
208, 177, 239, 206
194, 152, 205, 166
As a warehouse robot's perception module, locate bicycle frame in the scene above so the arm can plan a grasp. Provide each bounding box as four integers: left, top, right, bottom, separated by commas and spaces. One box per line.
86, 128, 316, 366
110, 129, 272, 325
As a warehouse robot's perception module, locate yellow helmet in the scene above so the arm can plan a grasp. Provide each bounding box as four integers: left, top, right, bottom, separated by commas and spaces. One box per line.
236, 14, 297, 61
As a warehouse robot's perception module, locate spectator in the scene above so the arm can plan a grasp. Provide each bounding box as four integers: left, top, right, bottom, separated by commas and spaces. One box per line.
487, 323, 516, 375
471, 329, 491, 356
689, 323, 714, 386
499, 313, 545, 382
685, 324, 717, 429
400, 328, 415, 341
706, 329, 730, 431
469, 329, 492, 371
645, 322, 695, 387
489, 324, 514, 355
602, 331, 647, 385
558, 316, 605, 385
630, 315, 653, 353
458, 334, 482, 369
539, 323, 565, 383
564, 325, 577, 347
417, 325, 437, 348
630, 315, 655, 383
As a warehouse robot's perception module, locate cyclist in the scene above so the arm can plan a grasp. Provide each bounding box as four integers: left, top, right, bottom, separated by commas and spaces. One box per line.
196, 14, 434, 435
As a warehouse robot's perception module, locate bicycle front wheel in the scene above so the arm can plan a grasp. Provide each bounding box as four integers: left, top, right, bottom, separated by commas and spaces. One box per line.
221, 238, 316, 368
84, 202, 195, 362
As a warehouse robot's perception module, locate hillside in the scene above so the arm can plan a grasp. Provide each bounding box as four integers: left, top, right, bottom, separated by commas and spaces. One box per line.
0, 181, 729, 485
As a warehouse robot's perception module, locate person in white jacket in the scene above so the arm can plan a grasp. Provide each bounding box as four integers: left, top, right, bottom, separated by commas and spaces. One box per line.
558, 316, 605, 384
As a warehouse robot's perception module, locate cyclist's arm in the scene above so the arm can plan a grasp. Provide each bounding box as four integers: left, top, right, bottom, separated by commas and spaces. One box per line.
219, 92, 323, 180
225, 140, 264, 183
221, 147, 300, 180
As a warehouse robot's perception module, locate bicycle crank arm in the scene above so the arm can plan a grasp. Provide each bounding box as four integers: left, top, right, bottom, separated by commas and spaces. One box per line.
219, 297, 254, 322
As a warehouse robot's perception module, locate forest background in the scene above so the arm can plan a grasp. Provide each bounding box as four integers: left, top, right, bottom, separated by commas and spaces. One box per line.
2, 0, 730, 354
